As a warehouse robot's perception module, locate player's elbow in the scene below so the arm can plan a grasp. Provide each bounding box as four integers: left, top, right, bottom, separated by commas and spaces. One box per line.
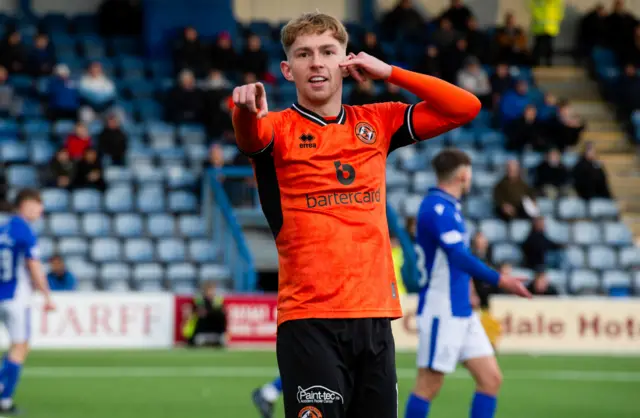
457, 93, 482, 125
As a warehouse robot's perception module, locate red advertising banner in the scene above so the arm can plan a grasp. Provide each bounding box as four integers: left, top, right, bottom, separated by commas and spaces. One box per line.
174, 295, 194, 345
223, 294, 278, 345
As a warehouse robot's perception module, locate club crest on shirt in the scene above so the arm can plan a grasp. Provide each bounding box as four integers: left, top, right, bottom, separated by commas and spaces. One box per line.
355, 122, 377, 145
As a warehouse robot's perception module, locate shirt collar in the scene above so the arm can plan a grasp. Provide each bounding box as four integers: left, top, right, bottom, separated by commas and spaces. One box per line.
428, 187, 462, 210
291, 102, 346, 126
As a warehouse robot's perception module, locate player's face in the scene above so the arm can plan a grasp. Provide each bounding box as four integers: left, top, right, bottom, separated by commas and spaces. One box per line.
282, 31, 346, 106
460, 166, 473, 195
22, 200, 44, 222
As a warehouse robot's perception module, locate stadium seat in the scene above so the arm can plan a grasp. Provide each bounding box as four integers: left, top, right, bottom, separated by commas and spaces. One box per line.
603, 222, 634, 246
178, 216, 207, 238
588, 198, 619, 219
72, 189, 102, 212
536, 197, 555, 217
545, 218, 570, 245
412, 172, 436, 193
168, 191, 197, 213
82, 213, 111, 237
137, 186, 165, 213
48, 213, 80, 236
167, 166, 197, 189
124, 238, 154, 263
171, 282, 197, 294
619, 246, 640, 269
509, 219, 531, 243
464, 196, 493, 220
133, 164, 165, 185
133, 263, 164, 283
199, 264, 231, 281
114, 213, 143, 237
569, 269, 600, 295
157, 239, 186, 263
479, 219, 507, 242
558, 197, 587, 220
42, 189, 69, 212
32, 217, 45, 235
66, 258, 98, 282
167, 263, 197, 282
29, 140, 55, 165
572, 221, 602, 245
58, 237, 88, 257
492, 242, 523, 264
91, 238, 122, 263
402, 194, 423, 217
178, 124, 207, 143
633, 271, 640, 295
587, 245, 617, 270
565, 245, 586, 268
386, 169, 410, 191
472, 170, 499, 190
7, 165, 38, 188
147, 214, 175, 237
511, 267, 534, 282
465, 220, 477, 237
104, 166, 133, 185
189, 239, 218, 263
39, 237, 55, 260
0, 141, 28, 163
100, 263, 131, 283
602, 270, 632, 296
546, 269, 567, 294
104, 186, 134, 212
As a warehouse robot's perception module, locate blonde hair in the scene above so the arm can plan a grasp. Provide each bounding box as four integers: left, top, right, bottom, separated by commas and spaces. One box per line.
281, 12, 348, 55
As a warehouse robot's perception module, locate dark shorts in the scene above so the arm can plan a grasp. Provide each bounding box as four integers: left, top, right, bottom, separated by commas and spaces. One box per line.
276, 318, 397, 418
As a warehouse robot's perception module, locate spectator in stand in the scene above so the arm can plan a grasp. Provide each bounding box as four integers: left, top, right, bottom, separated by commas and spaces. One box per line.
439, 0, 473, 33
623, 25, 640, 66
348, 78, 377, 105
377, 82, 408, 103
46, 255, 77, 292
440, 37, 469, 83
210, 31, 238, 74
576, 3, 608, 63
536, 92, 558, 122
415, 45, 441, 77
499, 79, 530, 126
360, 32, 387, 62
183, 281, 227, 347
494, 12, 532, 66
381, 0, 426, 41
506, 104, 546, 152
493, 159, 539, 220
526, 270, 559, 296
547, 98, 586, 151
530, 0, 565, 66
522, 217, 565, 270
28, 33, 55, 77
165, 69, 205, 124
240, 34, 269, 81
97, 113, 127, 166
607, 0, 638, 60
573, 142, 612, 200
490, 62, 513, 107
432, 17, 459, 52
456, 56, 491, 108
0, 164, 9, 212
620, 64, 640, 116
0, 66, 22, 118
203, 72, 234, 141
65, 121, 92, 161
47, 64, 80, 121
201, 68, 232, 91
465, 16, 489, 63
47, 148, 74, 189
470, 231, 493, 266
173, 26, 210, 77
0, 29, 27, 74
534, 148, 570, 197
79, 61, 117, 122
73, 148, 106, 191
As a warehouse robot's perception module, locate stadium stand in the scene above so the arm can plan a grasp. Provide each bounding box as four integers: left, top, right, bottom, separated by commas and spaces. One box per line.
0, 0, 637, 299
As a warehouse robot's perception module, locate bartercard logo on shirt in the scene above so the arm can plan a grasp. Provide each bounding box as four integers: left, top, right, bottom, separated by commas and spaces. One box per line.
297, 386, 344, 404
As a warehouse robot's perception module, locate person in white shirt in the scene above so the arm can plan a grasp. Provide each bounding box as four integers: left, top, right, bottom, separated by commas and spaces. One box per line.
456, 56, 492, 108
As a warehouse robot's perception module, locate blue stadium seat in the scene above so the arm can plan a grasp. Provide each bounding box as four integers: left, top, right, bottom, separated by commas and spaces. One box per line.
148, 61, 173, 79
412, 172, 436, 193
149, 133, 175, 151
101, 263, 131, 283
479, 219, 508, 242
546, 269, 567, 294
401, 194, 422, 218
104, 185, 134, 212
157, 239, 186, 263
185, 143, 208, 163
199, 264, 231, 281
569, 269, 600, 294
104, 166, 133, 184
66, 258, 98, 282
558, 197, 587, 220
82, 213, 112, 237
53, 120, 76, 137
48, 213, 80, 236
178, 124, 207, 143
0, 141, 28, 163
147, 214, 175, 237
602, 270, 632, 296
38, 237, 55, 260
167, 166, 197, 189
464, 196, 493, 220
72, 189, 102, 212
137, 186, 165, 213
42, 189, 69, 212
478, 130, 505, 149
168, 191, 197, 213
572, 221, 602, 245
23, 119, 51, 136
603, 222, 634, 246
565, 245, 586, 268
133, 164, 165, 185
7, 165, 38, 187
109, 37, 138, 55
32, 217, 45, 235
465, 220, 477, 237
124, 238, 155, 263
167, 263, 197, 282
544, 218, 570, 244
449, 129, 475, 146
145, 121, 175, 137
91, 238, 122, 263
114, 213, 143, 238
58, 237, 88, 257
509, 219, 531, 243
133, 263, 164, 283
136, 99, 163, 121
588, 198, 619, 220
491, 242, 523, 264
29, 140, 55, 165
536, 197, 555, 217
8, 75, 33, 95
619, 246, 640, 269
179, 216, 207, 238
472, 170, 499, 190
189, 239, 218, 263
587, 245, 617, 270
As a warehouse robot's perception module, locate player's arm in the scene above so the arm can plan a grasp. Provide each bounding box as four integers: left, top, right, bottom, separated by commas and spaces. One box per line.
23, 236, 55, 310
231, 82, 275, 156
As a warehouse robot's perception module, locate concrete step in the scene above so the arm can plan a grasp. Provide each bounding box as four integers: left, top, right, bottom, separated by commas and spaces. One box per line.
532, 66, 588, 80
598, 153, 639, 173
586, 120, 624, 132
570, 100, 614, 122
621, 214, 640, 238
581, 131, 634, 153
535, 81, 600, 101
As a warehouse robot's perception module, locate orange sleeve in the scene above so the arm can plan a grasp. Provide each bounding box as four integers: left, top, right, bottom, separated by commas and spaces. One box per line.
376, 66, 482, 153
232, 107, 276, 156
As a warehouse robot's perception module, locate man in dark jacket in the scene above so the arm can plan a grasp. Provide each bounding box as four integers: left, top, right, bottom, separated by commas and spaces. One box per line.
97, 113, 127, 165
184, 281, 227, 347
521, 217, 564, 270
573, 143, 612, 200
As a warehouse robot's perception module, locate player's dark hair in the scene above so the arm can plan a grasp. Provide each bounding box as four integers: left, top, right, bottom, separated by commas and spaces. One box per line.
13, 188, 42, 208
431, 149, 472, 181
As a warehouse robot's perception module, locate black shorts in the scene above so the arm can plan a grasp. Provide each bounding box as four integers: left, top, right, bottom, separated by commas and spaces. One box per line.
276, 318, 397, 418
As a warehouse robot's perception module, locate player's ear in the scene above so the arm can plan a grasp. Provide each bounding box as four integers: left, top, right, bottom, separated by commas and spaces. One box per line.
280, 60, 294, 82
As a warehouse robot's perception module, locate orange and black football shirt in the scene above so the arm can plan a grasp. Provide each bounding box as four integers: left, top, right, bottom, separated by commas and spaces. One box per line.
232, 66, 481, 326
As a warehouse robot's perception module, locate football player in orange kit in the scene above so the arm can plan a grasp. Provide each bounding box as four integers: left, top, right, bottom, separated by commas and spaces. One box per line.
233, 12, 481, 418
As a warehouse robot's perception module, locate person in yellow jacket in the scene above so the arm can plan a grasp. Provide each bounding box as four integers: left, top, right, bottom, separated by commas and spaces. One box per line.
530, 0, 565, 66
183, 281, 227, 347
391, 236, 407, 295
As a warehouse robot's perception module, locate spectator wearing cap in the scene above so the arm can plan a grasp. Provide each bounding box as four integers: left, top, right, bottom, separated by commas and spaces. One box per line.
48, 64, 80, 120
210, 32, 238, 74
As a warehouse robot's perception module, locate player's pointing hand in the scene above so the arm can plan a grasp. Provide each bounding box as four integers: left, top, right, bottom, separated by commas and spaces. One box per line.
232, 82, 269, 119
498, 275, 532, 299
339, 52, 392, 82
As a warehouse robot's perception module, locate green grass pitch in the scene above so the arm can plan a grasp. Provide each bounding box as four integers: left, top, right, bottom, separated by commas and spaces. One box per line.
11, 350, 640, 417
